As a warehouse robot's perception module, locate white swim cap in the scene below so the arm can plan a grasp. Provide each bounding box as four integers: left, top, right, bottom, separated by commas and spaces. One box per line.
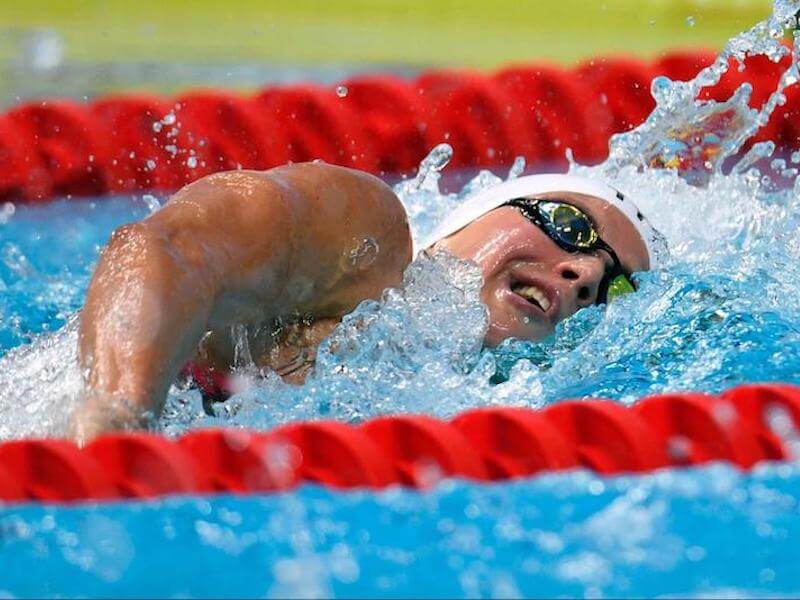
417, 173, 668, 267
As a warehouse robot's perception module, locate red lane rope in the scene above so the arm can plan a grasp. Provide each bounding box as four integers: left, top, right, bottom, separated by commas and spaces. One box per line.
1, 384, 798, 503
2, 49, 797, 203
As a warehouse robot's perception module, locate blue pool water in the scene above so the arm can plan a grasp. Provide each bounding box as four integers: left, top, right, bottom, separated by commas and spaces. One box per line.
1, 464, 799, 598
0, 197, 150, 354
1, 170, 800, 597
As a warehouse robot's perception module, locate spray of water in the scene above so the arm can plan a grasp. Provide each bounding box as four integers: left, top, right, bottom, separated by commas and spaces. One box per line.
0, 317, 83, 438
604, 1, 800, 186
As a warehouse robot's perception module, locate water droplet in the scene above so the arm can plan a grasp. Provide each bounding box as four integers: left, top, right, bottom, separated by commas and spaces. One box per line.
759, 568, 776, 584
686, 15, 695, 27
413, 459, 444, 488
588, 480, 605, 495
404, 143, 453, 193
507, 156, 526, 180
733, 141, 775, 174
0, 202, 16, 225
345, 237, 380, 271
711, 400, 736, 427
264, 441, 302, 486
142, 194, 161, 214
766, 403, 796, 438
186, 156, 198, 169
336, 85, 348, 98
667, 435, 692, 461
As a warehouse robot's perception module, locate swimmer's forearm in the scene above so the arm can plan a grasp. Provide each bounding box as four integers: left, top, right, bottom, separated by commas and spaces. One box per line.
78, 223, 219, 422
76, 173, 299, 433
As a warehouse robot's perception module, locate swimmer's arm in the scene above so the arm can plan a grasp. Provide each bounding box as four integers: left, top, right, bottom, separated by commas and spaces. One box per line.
74, 164, 411, 441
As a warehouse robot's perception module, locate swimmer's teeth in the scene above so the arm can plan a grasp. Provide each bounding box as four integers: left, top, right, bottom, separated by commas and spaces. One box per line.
515, 285, 551, 311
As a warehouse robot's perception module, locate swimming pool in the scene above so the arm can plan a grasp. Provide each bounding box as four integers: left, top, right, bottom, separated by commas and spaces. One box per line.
1, 464, 798, 598
3, 0, 800, 597
2, 150, 800, 595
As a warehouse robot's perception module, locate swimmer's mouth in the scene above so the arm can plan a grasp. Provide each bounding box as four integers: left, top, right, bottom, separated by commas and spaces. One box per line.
511, 282, 552, 312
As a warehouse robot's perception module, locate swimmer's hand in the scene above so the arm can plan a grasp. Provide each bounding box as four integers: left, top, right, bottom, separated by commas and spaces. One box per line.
77, 163, 411, 440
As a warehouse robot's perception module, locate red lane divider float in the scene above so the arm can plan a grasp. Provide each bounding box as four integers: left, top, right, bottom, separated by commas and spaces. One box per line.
0, 384, 799, 504
361, 415, 489, 486
86, 433, 201, 498
179, 428, 295, 493
451, 407, 579, 478
543, 400, 669, 473
0, 439, 117, 502
1, 49, 797, 203
273, 421, 395, 489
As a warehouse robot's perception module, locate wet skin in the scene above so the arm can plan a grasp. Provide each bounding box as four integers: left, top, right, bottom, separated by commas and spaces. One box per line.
434, 191, 650, 346
76, 163, 412, 439
75, 164, 649, 440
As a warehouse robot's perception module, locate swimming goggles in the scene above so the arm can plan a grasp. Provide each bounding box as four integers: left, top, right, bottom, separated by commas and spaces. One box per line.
503, 198, 636, 304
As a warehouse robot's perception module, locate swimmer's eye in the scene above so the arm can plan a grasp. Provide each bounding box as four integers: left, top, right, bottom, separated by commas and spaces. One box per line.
504, 197, 636, 305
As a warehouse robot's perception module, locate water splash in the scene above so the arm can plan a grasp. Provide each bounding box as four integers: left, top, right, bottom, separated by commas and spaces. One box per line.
399, 144, 522, 252
0, 316, 83, 439
605, 1, 800, 187
506, 156, 526, 180
732, 140, 775, 174
161, 155, 800, 432
161, 250, 503, 433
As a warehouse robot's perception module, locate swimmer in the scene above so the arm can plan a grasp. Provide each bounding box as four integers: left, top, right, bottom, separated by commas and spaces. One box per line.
73, 162, 665, 440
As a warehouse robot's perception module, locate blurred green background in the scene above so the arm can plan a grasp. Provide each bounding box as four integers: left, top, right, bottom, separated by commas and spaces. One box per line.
0, 0, 772, 65
0, 0, 773, 102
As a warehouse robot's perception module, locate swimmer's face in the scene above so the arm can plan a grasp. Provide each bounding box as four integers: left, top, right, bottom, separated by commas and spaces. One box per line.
434, 192, 650, 346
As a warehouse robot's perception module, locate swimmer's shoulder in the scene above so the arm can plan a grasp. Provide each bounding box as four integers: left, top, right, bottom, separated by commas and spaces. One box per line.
262, 162, 408, 225
155, 163, 411, 291
163, 163, 407, 236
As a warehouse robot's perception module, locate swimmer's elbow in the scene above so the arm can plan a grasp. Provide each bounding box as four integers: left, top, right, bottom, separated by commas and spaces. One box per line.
103, 223, 162, 272
99, 221, 218, 299
100, 222, 157, 273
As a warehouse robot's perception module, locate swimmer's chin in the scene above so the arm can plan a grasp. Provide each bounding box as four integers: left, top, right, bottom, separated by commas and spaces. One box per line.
483, 314, 556, 347
483, 324, 537, 348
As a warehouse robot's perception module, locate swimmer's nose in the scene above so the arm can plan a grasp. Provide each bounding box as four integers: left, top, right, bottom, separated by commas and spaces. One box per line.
557, 256, 606, 308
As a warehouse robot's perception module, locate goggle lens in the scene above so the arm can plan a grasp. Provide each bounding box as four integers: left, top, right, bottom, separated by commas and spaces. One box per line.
537, 201, 599, 249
